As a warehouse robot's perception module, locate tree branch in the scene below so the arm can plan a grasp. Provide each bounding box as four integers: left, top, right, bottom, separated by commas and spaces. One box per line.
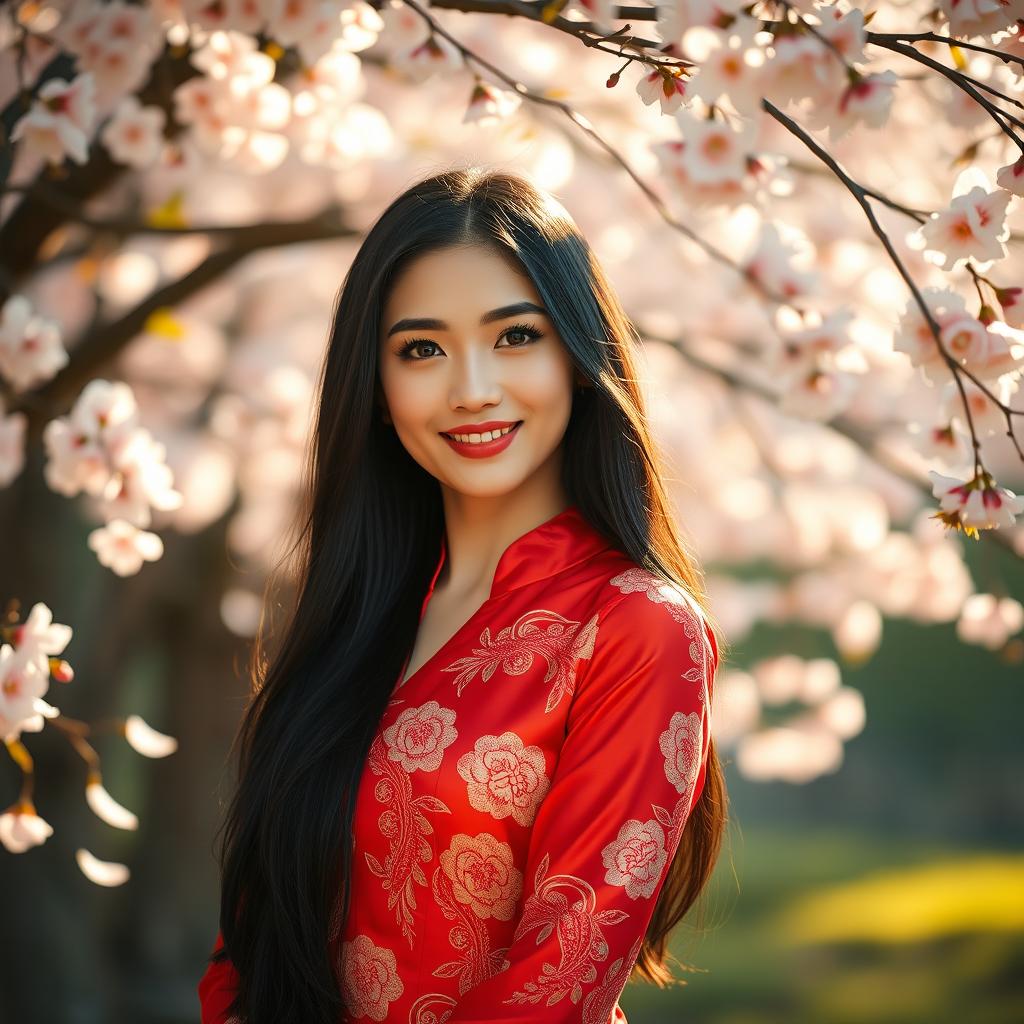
11, 211, 361, 434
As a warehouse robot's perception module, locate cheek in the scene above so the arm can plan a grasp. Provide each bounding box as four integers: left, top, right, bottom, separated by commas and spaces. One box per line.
507, 349, 574, 413
380, 365, 436, 423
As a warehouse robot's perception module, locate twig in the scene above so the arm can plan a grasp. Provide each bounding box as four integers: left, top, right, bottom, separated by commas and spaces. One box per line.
763, 97, 1024, 472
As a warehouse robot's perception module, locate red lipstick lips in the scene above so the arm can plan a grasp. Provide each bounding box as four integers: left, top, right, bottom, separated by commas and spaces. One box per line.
439, 420, 523, 459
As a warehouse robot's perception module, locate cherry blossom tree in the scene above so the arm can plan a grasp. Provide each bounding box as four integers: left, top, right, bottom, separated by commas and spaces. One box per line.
1, 0, 1023, 888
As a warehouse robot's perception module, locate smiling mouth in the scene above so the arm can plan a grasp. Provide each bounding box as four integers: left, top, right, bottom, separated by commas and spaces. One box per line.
439, 421, 523, 444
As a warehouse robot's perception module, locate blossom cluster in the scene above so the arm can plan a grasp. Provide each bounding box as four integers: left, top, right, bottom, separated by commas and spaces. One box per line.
0, 602, 177, 885
42, 379, 183, 575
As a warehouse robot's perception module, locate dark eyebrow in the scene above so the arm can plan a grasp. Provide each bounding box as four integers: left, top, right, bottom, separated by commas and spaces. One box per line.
385, 301, 548, 339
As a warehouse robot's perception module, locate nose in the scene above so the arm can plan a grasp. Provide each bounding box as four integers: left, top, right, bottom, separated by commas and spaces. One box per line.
449, 347, 502, 411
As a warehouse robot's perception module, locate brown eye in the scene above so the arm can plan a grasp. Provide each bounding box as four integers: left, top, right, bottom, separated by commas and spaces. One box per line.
398, 339, 442, 360
497, 323, 544, 348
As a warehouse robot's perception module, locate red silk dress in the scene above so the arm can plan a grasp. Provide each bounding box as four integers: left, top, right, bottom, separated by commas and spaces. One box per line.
199, 503, 718, 1023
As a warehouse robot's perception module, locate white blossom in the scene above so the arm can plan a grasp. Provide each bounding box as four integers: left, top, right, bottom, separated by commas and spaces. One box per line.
918, 183, 1013, 271
88, 519, 165, 576
0, 806, 54, 854
85, 777, 139, 831
101, 95, 166, 168
124, 714, 179, 758
9, 72, 97, 165
0, 645, 49, 743
76, 847, 130, 886
0, 295, 69, 393
463, 80, 522, 126
9, 602, 72, 677
930, 470, 1024, 531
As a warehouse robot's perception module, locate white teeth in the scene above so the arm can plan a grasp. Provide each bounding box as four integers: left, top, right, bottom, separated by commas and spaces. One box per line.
445, 423, 518, 444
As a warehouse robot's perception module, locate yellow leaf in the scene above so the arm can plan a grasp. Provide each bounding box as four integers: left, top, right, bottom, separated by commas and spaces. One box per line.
145, 191, 188, 230
540, 0, 568, 23
144, 308, 186, 341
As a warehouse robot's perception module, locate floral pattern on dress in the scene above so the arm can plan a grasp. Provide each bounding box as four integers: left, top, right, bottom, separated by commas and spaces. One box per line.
600, 818, 669, 900
341, 933, 405, 1021
609, 568, 706, 679
199, 504, 718, 1024
364, 721, 454, 949
440, 609, 599, 713
660, 709, 703, 797
499, 851, 630, 1007
580, 932, 644, 1024
384, 700, 459, 773
438, 831, 523, 921
456, 731, 551, 827
430, 858, 513, 995
409, 992, 457, 1023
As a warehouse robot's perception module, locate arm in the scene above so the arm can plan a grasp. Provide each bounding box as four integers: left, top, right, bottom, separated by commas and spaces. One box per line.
445, 588, 718, 1023
197, 929, 241, 1024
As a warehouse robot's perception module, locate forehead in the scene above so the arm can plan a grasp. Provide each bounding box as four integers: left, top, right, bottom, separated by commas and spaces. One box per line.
383, 245, 540, 316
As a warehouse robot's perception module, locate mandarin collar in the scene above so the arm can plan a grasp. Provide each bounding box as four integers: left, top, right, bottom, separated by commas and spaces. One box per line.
425, 504, 615, 605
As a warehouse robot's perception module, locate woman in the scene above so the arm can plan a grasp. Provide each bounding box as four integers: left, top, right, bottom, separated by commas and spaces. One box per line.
199, 166, 729, 1024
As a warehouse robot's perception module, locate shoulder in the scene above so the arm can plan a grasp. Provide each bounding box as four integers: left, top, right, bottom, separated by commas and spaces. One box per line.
576, 559, 716, 686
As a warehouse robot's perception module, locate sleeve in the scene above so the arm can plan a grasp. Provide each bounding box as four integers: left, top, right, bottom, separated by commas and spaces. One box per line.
197, 928, 241, 1024
444, 589, 718, 1023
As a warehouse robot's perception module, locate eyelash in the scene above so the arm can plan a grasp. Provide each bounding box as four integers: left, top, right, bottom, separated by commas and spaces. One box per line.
397, 322, 544, 361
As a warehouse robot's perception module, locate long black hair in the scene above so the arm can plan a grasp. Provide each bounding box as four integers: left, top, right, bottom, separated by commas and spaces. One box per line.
212, 165, 730, 1022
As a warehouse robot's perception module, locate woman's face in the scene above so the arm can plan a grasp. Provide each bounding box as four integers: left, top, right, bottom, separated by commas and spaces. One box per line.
378, 244, 577, 500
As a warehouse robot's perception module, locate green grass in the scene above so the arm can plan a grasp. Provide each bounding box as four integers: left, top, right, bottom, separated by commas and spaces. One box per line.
619, 826, 1024, 1024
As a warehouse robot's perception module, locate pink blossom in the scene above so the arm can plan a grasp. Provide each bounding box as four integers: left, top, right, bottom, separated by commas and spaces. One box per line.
939, 0, 1017, 38
87, 519, 165, 576
180, 0, 266, 35
9, 72, 97, 166
463, 80, 522, 126
9, 602, 72, 678
0, 805, 54, 854
636, 66, 689, 115
929, 470, 1024, 531
0, 645, 49, 743
994, 285, 1024, 329
101, 95, 167, 168
805, 70, 900, 142
393, 32, 464, 83
995, 155, 1024, 198
688, 14, 765, 117
0, 295, 69, 392
919, 184, 1013, 270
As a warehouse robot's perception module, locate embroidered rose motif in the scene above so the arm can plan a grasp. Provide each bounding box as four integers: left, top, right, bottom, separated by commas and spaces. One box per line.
457, 732, 550, 827
600, 818, 669, 899
383, 699, 458, 772
659, 710, 702, 796
340, 933, 404, 1021
440, 832, 523, 921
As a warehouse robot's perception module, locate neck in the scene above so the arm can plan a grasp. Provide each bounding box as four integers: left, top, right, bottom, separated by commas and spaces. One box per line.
437, 484, 571, 599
